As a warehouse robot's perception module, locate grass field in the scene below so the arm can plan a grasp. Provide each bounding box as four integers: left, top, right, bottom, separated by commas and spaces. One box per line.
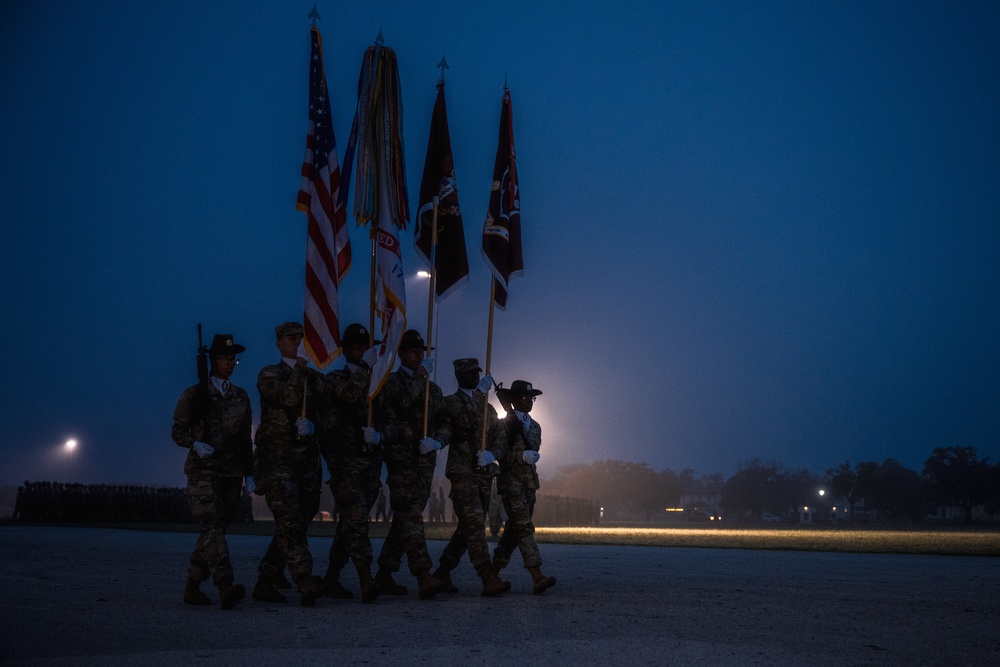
22, 520, 994, 557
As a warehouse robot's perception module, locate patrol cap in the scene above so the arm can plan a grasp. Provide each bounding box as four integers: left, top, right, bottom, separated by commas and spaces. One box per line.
453, 358, 482, 373
209, 334, 246, 356
342, 323, 375, 347
400, 329, 433, 351
275, 322, 304, 338
509, 380, 542, 397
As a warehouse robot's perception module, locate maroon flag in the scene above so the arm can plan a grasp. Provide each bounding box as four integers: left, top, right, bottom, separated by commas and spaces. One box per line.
296, 26, 351, 368
481, 88, 522, 309
415, 81, 469, 301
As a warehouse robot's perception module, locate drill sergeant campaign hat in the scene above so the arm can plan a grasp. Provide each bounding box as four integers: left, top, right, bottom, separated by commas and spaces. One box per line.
508, 380, 543, 397
274, 322, 304, 338
208, 334, 246, 356
453, 358, 482, 374
399, 329, 433, 351
342, 323, 379, 347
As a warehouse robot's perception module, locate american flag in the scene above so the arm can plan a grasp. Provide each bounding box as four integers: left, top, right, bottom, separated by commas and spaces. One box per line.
297, 26, 350, 369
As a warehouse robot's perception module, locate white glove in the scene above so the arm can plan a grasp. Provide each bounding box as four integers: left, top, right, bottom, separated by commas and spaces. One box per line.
295, 417, 315, 436
523, 450, 540, 465
192, 441, 214, 458
420, 357, 435, 374
419, 437, 442, 455
476, 450, 496, 467
244, 476, 256, 494
363, 427, 381, 445
361, 345, 379, 368
476, 374, 494, 394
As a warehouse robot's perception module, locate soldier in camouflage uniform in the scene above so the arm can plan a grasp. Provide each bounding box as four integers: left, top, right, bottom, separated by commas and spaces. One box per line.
318, 323, 383, 603
172, 333, 254, 609
432, 358, 511, 596
492, 380, 556, 593
251, 322, 324, 606
371, 330, 449, 599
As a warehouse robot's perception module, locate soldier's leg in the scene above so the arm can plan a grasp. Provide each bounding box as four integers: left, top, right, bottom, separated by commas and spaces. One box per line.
501, 488, 542, 568
492, 492, 518, 572
184, 478, 216, 586
325, 474, 355, 581
264, 472, 314, 587
376, 469, 406, 574
399, 467, 434, 576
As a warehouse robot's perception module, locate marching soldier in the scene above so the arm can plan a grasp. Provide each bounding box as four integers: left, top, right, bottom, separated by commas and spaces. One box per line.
432, 358, 511, 596
319, 323, 383, 602
251, 322, 324, 606
492, 380, 556, 593
172, 333, 254, 609
371, 330, 449, 599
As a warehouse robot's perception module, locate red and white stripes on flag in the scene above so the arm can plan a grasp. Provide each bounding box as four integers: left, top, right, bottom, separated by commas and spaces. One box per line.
297, 26, 350, 369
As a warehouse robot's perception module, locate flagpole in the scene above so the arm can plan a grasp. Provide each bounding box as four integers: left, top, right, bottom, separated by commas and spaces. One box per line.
368, 227, 377, 426
422, 196, 440, 437
479, 280, 496, 452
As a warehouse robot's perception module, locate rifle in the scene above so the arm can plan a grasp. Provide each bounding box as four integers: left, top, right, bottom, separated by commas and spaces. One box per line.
190, 323, 211, 435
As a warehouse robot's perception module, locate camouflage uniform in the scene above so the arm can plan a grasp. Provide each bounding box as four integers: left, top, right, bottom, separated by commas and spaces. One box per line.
492, 412, 543, 569
320, 363, 381, 579
375, 366, 446, 576
437, 388, 507, 577
172, 380, 253, 586
254, 359, 324, 588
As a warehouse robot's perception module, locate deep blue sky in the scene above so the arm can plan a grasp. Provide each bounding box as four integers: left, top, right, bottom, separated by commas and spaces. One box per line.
2, 1, 998, 486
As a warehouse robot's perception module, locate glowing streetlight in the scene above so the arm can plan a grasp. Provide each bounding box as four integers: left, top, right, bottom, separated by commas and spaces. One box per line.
64, 439, 78, 453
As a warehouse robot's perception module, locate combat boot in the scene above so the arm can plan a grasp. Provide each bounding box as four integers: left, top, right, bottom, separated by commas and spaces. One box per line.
183, 577, 211, 606
374, 568, 408, 596
357, 563, 382, 603
415, 569, 448, 600
527, 566, 557, 594
321, 576, 354, 599
252, 576, 287, 603
272, 571, 293, 589
299, 577, 322, 607
479, 567, 511, 597
217, 580, 246, 610
432, 566, 459, 593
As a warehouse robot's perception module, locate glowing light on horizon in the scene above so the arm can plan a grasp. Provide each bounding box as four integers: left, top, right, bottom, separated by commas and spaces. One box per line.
65, 439, 78, 452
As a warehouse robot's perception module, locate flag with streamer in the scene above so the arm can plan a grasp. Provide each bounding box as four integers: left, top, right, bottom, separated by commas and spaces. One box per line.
415, 80, 469, 301
352, 43, 408, 398
296, 25, 350, 368
481, 88, 522, 309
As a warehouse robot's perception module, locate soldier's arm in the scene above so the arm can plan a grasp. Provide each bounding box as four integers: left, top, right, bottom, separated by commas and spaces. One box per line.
236, 391, 254, 476
487, 405, 509, 462
257, 364, 308, 409
170, 388, 199, 448
429, 386, 450, 446
329, 365, 371, 405
375, 376, 403, 449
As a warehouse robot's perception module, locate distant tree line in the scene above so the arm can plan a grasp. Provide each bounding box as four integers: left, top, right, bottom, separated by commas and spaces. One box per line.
10, 481, 254, 524
543, 447, 1000, 525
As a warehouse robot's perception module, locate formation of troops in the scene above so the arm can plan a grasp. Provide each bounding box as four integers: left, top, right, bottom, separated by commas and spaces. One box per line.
170, 322, 558, 609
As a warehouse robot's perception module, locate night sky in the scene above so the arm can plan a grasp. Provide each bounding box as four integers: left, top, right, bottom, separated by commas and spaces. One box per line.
2, 1, 998, 487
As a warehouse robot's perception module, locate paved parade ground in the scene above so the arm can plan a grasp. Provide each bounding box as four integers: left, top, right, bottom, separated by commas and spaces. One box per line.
1, 526, 997, 666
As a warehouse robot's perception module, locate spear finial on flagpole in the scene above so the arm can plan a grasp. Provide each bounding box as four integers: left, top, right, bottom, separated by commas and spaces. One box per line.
308, 4, 320, 25
437, 54, 449, 83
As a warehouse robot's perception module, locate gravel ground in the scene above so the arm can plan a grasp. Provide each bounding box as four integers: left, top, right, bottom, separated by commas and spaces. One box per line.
1, 526, 997, 666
